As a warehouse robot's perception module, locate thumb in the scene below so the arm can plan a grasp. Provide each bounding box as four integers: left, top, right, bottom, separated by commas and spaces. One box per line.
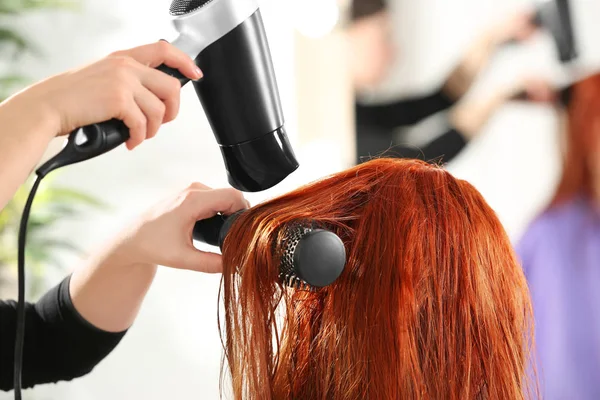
177, 245, 223, 273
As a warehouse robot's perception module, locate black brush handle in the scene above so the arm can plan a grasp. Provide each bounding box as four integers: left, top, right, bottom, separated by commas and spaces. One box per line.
193, 211, 245, 248
193, 214, 228, 247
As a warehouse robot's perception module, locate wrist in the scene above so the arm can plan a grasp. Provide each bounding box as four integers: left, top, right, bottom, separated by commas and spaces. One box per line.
2, 88, 61, 140
487, 30, 503, 49
105, 241, 157, 272
69, 245, 158, 333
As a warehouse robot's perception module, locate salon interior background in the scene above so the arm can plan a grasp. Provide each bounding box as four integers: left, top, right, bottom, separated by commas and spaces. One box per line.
2, 0, 600, 398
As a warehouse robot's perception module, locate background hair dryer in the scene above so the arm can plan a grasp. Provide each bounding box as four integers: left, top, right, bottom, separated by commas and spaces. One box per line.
533, 0, 578, 63
38, 0, 299, 192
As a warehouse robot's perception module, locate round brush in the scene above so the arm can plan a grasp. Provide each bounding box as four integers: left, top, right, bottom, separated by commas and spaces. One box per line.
193, 212, 346, 289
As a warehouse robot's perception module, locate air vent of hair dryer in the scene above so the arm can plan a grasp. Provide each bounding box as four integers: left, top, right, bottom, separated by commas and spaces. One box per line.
169, 0, 214, 16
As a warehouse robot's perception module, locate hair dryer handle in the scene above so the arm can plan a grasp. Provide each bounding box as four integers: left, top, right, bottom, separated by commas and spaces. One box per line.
36, 119, 129, 177
36, 65, 191, 177
156, 63, 191, 86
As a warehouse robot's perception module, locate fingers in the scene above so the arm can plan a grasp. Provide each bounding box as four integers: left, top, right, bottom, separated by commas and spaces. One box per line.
119, 96, 147, 150
113, 41, 202, 81
494, 9, 538, 44
515, 21, 538, 42
174, 184, 242, 273
178, 249, 223, 273
106, 54, 187, 148
133, 85, 166, 140
188, 182, 212, 191
183, 187, 249, 221
515, 77, 557, 103
139, 67, 182, 123
528, 84, 557, 103
103, 41, 206, 147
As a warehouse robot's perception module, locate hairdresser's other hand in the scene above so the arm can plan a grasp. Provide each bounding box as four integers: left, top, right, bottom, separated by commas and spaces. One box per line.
490, 9, 538, 45
515, 78, 557, 103
108, 184, 250, 273
11, 41, 202, 150
449, 77, 554, 139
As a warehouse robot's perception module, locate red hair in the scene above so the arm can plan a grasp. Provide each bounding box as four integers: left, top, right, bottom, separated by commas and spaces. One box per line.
552, 73, 600, 205
220, 158, 535, 399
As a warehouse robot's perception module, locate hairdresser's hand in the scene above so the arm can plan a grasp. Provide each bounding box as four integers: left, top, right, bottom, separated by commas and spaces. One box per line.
9, 41, 202, 150
512, 78, 557, 103
69, 184, 248, 332
108, 183, 250, 273
489, 9, 538, 45
451, 77, 556, 138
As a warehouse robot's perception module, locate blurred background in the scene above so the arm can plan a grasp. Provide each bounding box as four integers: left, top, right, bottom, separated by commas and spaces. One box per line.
0, 0, 599, 398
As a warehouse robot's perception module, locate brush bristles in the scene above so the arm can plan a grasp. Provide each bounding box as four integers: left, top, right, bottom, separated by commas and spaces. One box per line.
278, 223, 316, 291
279, 272, 316, 292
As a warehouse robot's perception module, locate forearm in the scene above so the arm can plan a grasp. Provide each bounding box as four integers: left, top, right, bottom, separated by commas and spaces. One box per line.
450, 91, 507, 139
442, 31, 499, 101
69, 244, 158, 333
0, 92, 58, 209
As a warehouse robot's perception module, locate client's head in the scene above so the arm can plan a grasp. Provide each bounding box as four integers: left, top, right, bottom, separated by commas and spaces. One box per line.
220, 158, 534, 399
553, 73, 600, 205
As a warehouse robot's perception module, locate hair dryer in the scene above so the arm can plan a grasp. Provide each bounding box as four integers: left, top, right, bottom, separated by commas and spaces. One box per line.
38, 0, 299, 192
533, 0, 578, 63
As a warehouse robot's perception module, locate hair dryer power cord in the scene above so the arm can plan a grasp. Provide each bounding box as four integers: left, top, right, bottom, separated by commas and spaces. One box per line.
13, 173, 44, 400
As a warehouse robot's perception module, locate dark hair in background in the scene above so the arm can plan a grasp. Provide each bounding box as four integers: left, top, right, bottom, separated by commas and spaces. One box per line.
351, 0, 387, 21
219, 158, 536, 399
552, 73, 600, 205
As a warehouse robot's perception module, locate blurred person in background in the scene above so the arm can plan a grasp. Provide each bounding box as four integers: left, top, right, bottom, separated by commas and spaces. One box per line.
349, 0, 552, 164
0, 41, 248, 391
516, 73, 600, 399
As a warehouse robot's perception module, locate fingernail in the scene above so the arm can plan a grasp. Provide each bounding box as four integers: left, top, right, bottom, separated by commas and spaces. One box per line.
194, 67, 203, 80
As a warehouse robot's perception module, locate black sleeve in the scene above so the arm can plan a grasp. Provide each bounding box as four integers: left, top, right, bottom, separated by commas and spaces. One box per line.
384, 128, 468, 164
357, 128, 468, 165
0, 275, 127, 391
355, 88, 456, 130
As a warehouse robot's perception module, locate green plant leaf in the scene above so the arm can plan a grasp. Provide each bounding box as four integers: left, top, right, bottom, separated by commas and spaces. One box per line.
0, 28, 29, 51
40, 187, 109, 209
0, 74, 27, 87
21, 0, 81, 10
0, 175, 103, 276
0, 75, 29, 101
33, 238, 82, 254
0, 0, 80, 13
